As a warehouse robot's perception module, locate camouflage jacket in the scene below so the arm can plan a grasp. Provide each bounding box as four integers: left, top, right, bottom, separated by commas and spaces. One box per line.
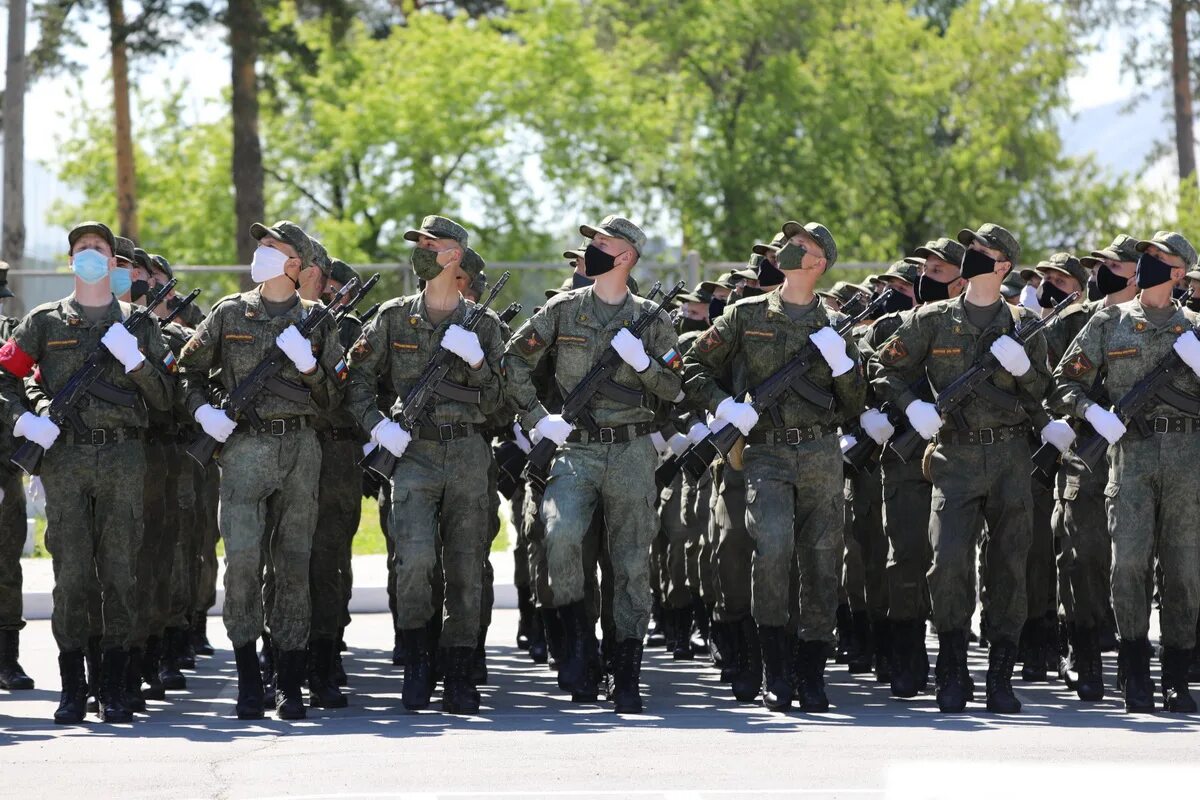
1041, 299, 1099, 370
177, 287, 345, 421
0, 294, 175, 430
345, 292, 506, 434
504, 286, 682, 431
313, 312, 363, 434
681, 289, 865, 429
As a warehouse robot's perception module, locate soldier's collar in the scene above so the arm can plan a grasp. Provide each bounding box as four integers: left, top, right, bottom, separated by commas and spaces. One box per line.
415, 292, 466, 330
764, 287, 826, 325
64, 292, 124, 326
243, 286, 304, 322
577, 286, 636, 330
950, 293, 1013, 333
1129, 297, 1191, 332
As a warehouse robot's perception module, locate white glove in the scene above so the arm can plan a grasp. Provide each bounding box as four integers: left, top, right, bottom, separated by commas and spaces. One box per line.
904, 399, 943, 439
14, 412, 60, 450
686, 421, 710, 444
709, 416, 730, 433
1039, 419, 1077, 453
1085, 404, 1126, 445
839, 433, 858, 454
610, 328, 651, 372
715, 396, 759, 436
100, 324, 145, 373
810, 326, 855, 377
649, 430, 671, 457
362, 442, 374, 458
371, 419, 411, 459
533, 414, 573, 446
275, 325, 317, 373
194, 404, 237, 443
442, 324, 485, 367
512, 421, 532, 454
860, 408, 895, 446
667, 431, 690, 457
1173, 330, 1200, 377
989, 335, 1031, 378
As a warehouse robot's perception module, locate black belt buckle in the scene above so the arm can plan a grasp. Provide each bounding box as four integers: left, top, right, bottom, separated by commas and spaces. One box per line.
784, 428, 802, 446
598, 427, 616, 444
269, 418, 287, 436
439, 423, 455, 442
90, 428, 107, 446
1151, 416, 1168, 433
978, 428, 994, 445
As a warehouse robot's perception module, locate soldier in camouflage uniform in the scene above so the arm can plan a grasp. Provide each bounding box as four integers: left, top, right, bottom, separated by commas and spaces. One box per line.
0, 263, 34, 693
684, 221, 866, 713
178, 220, 345, 721
505, 215, 681, 714
346, 215, 505, 715
1050, 231, 1200, 713
0, 221, 175, 724
871, 223, 1050, 714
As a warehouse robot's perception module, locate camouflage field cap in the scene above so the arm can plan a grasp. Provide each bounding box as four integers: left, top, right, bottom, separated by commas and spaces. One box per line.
470, 270, 487, 298
730, 267, 760, 283
914, 237, 966, 266
817, 281, 867, 305
699, 271, 739, 295
150, 254, 173, 281
329, 258, 360, 287
1018, 266, 1040, 281
308, 239, 332, 275
782, 221, 837, 267
1187, 268, 1200, 282
1080, 234, 1141, 269
1135, 230, 1198, 270
752, 233, 786, 256
68, 220, 116, 253
0, 261, 13, 299
882, 259, 920, 285
562, 240, 590, 261
579, 215, 647, 257
957, 223, 1020, 266
1000, 269, 1025, 299
113, 236, 136, 265
250, 220, 315, 267
460, 247, 486, 277
403, 215, 469, 248
133, 247, 153, 271
1035, 252, 1088, 290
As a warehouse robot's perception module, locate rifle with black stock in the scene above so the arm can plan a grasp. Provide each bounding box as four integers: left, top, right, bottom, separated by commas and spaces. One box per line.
359, 303, 382, 326
335, 273, 380, 322
161, 288, 201, 328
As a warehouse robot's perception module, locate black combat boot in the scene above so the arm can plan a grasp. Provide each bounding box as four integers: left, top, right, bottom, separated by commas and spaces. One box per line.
401, 627, 433, 710
935, 629, 971, 713
85, 635, 101, 713
611, 638, 645, 714
53, 650, 88, 725
392, 628, 406, 666
516, 593, 535, 651
141, 636, 166, 700
1058, 622, 1079, 690
834, 603, 853, 664
691, 598, 711, 657
332, 628, 348, 687
442, 646, 482, 715
191, 614, 214, 656
710, 621, 738, 683
307, 639, 348, 709
797, 639, 831, 712
915, 621, 931, 691
871, 617, 891, 683
985, 639, 1021, 713
556, 601, 599, 701
1119, 637, 1154, 713
889, 619, 919, 698
1019, 618, 1047, 682
99, 648, 134, 723
260, 634, 277, 706
178, 627, 196, 670
846, 611, 873, 674
275, 650, 307, 720
1191, 618, 1200, 682
646, 596, 666, 648
124, 646, 147, 712
541, 607, 564, 670
0, 629, 35, 690
731, 617, 761, 702
671, 605, 694, 661
233, 641, 265, 720
471, 626, 489, 686
159, 628, 187, 690
1073, 626, 1104, 702
528, 612, 549, 664
758, 625, 792, 712
1161, 646, 1198, 713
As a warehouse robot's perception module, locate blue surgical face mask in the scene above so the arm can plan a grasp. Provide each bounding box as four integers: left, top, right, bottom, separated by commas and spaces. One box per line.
72, 249, 110, 284
109, 266, 132, 297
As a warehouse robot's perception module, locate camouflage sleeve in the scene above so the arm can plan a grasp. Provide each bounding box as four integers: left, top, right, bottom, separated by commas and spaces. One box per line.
178, 304, 225, 417
345, 311, 392, 434
127, 318, 176, 413
503, 305, 558, 429
302, 315, 346, 412
1014, 321, 1052, 410
636, 311, 684, 403
465, 312, 505, 416
681, 308, 741, 412
0, 313, 44, 426
1049, 312, 1110, 420
831, 322, 867, 421
868, 311, 932, 412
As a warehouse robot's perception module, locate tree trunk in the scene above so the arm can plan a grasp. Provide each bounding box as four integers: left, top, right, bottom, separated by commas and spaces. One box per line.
230, 0, 265, 288
1171, 0, 1196, 181
108, 0, 138, 241
3, 0, 26, 296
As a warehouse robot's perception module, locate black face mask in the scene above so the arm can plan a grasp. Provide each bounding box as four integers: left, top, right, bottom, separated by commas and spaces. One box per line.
961, 248, 998, 280
881, 291, 914, 315
678, 316, 708, 334
1086, 278, 1103, 301
1135, 251, 1175, 289
757, 257, 784, 288
130, 280, 150, 302
583, 244, 616, 277
917, 274, 953, 303
708, 297, 726, 320
1036, 279, 1070, 308
1094, 263, 1129, 296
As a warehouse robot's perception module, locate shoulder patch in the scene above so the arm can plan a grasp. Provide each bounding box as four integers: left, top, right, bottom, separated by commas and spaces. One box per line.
180, 331, 205, 360
1061, 352, 1093, 379
878, 338, 908, 365
516, 326, 547, 355
349, 336, 373, 363
696, 326, 723, 353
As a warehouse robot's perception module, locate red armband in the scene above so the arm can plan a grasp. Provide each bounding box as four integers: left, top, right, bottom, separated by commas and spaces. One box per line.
0, 338, 34, 378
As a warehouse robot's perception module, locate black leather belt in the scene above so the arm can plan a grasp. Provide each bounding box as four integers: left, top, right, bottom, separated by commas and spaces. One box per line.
1144, 415, 1200, 434
745, 424, 838, 445
144, 429, 178, 445
565, 421, 655, 444
71, 426, 143, 446
413, 422, 478, 442
320, 427, 360, 442
235, 417, 310, 436
935, 423, 1031, 446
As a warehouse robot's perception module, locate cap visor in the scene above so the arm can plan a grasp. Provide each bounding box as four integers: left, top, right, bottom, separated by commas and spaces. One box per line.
781, 221, 803, 239
250, 222, 285, 242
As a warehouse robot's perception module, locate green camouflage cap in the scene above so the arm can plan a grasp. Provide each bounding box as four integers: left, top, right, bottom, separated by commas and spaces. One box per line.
957, 223, 1020, 266
1000, 269, 1025, 298
882, 259, 920, 285
1035, 252, 1088, 290
150, 254, 173, 281
460, 246, 486, 277
579, 214, 647, 257
0, 260, 13, 299
1080, 234, 1141, 268
817, 280, 867, 305
1135, 230, 1198, 270
730, 267, 759, 283
307, 239, 331, 274
329, 258, 359, 287
752, 232, 786, 256
113, 236, 136, 264
913, 237, 966, 266
132, 247, 153, 271
468, 270, 487, 299
782, 221, 837, 267
403, 214, 469, 248
562, 240, 590, 261
250, 220, 315, 268
68, 220, 116, 253
699, 271, 739, 295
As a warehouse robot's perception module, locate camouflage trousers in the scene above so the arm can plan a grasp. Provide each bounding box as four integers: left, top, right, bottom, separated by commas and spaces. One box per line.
926, 437, 1032, 646
42, 438, 145, 652
388, 435, 490, 648
660, 473, 698, 610
309, 434, 363, 641
541, 438, 658, 640
711, 465, 752, 623
166, 454, 201, 630
525, 480, 603, 620
683, 477, 715, 604
880, 456, 932, 623
1107, 432, 1200, 649
193, 462, 221, 619
0, 467, 27, 631
218, 427, 321, 651
1053, 454, 1110, 629
479, 452, 501, 632
743, 437, 844, 641
1025, 470, 1057, 622
131, 440, 181, 642
511, 482, 530, 592
843, 468, 887, 620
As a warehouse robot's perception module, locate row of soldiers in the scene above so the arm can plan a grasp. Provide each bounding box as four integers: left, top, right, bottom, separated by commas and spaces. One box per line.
1, 211, 1197, 723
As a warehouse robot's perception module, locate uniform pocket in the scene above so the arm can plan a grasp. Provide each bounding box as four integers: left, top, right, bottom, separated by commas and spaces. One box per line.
1061, 482, 1079, 502
1103, 482, 1120, 499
